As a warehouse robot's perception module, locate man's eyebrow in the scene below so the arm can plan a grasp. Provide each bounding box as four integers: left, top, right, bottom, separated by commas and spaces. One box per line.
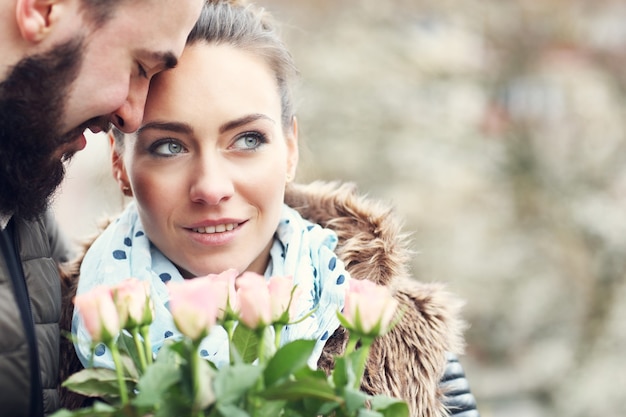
219, 114, 275, 134
137, 121, 193, 135
139, 50, 179, 71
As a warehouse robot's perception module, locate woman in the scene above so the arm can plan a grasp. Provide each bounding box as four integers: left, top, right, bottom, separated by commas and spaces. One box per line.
63, 1, 479, 416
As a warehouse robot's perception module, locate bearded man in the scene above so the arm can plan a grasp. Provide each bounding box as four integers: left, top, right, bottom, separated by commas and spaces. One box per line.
0, 0, 203, 415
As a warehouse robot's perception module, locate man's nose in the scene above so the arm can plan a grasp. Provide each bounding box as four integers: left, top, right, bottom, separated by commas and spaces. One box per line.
110, 79, 150, 133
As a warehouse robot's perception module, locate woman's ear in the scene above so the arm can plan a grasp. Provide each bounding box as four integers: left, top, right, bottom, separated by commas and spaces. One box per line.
15, 0, 58, 43
109, 132, 133, 197
286, 116, 299, 182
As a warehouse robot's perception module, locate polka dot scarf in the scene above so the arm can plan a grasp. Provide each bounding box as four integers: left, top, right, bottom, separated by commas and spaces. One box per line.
72, 202, 349, 369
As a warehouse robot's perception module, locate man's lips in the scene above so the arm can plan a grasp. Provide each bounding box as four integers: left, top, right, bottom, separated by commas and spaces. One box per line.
55, 133, 87, 160
86, 120, 111, 135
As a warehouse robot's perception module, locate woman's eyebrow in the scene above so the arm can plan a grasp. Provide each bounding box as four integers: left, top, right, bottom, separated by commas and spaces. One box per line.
137, 121, 194, 135
219, 114, 275, 134
137, 114, 275, 136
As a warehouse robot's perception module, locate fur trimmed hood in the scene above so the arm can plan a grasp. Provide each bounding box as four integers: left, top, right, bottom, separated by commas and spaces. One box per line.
286, 181, 466, 417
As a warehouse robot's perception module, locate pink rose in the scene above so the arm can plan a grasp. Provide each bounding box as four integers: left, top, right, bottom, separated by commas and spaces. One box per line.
267, 275, 299, 323
235, 272, 272, 329
199, 268, 239, 320
74, 286, 121, 344
112, 278, 153, 329
167, 277, 221, 341
342, 279, 398, 336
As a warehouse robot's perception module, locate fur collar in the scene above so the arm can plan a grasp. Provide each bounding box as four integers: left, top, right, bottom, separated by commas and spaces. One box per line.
285, 181, 412, 286
287, 181, 466, 417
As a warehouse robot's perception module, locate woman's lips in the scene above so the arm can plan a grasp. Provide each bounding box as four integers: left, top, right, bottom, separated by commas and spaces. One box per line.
191, 222, 239, 234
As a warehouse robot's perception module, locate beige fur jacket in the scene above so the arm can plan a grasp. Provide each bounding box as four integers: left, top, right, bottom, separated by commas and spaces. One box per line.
59, 181, 473, 417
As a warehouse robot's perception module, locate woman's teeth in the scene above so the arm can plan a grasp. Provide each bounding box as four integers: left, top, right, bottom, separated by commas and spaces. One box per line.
192, 223, 237, 234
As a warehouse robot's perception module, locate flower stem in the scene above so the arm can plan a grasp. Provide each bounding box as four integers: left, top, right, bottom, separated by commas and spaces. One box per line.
109, 343, 129, 405
190, 342, 200, 415
257, 328, 267, 364
131, 328, 147, 373
273, 324, 282, 350
223, 320, 235, 363
350, 337, 373, 389
140, 325, 153, 365
249, 330, 267, 416
352, 344, 370, 389
188, 340, 206, 417
345, 336, 358, 356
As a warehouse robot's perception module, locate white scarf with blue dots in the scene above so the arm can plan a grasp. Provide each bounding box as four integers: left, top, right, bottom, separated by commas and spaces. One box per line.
72, 201, 349, 369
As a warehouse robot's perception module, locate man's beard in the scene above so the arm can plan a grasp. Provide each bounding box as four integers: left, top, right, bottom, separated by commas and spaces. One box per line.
0, 38, 85, 221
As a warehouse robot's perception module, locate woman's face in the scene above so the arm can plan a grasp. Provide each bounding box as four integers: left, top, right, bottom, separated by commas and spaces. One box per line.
115, 43, 298, 278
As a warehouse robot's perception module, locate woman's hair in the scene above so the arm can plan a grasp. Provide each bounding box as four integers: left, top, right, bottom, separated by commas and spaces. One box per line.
112, 0, 298, 145
187, 0, 298, 130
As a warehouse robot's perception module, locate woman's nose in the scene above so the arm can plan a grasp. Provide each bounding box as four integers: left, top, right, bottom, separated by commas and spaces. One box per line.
189, 158, 235, 205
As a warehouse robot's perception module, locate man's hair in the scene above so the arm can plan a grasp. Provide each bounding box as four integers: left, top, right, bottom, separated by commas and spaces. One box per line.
80, 0, 128, 27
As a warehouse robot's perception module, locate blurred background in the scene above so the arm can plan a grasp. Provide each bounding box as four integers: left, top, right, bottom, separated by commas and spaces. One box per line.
52, 0, 626, 415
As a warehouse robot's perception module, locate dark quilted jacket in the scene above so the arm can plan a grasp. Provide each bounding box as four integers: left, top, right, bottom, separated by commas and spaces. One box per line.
0, 211, 71, 416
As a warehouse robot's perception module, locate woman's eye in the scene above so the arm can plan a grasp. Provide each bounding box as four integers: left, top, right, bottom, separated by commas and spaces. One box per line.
233, 132, 266, 150
150, 140, 185, 156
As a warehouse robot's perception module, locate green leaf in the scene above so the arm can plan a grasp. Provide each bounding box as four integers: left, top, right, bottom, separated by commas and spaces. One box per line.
336, 311, 353, 331
48, 401, 117, 417
314, 398, 341, 416
48, 410, 73, 417
289, 396, 340, 417
231, 325, 260, 363
213, 363, 263, 404
119, 353, 139, 381
132, 360, 182, 408
195, 355, 217, 410
216, 403, 251, 417
162, 338, 191, 360
292, 365, 327, 380
260, 378, 340, 403
252, 399, 287, 417
341, 386, 369, 414
369, 395, 410, 417
263, 339, 316, 386
116, 331, 141, 378
355, 410, 384, 417
331, 355, 352, 388
62, 368, 130, 399
153, 397, 192, 417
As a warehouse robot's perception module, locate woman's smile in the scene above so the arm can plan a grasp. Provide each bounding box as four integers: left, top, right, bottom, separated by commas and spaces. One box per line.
191, 222, 240, 234
185, 220, 246, 246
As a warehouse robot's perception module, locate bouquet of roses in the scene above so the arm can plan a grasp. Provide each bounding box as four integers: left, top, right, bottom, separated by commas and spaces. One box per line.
52, 270, 408, 417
